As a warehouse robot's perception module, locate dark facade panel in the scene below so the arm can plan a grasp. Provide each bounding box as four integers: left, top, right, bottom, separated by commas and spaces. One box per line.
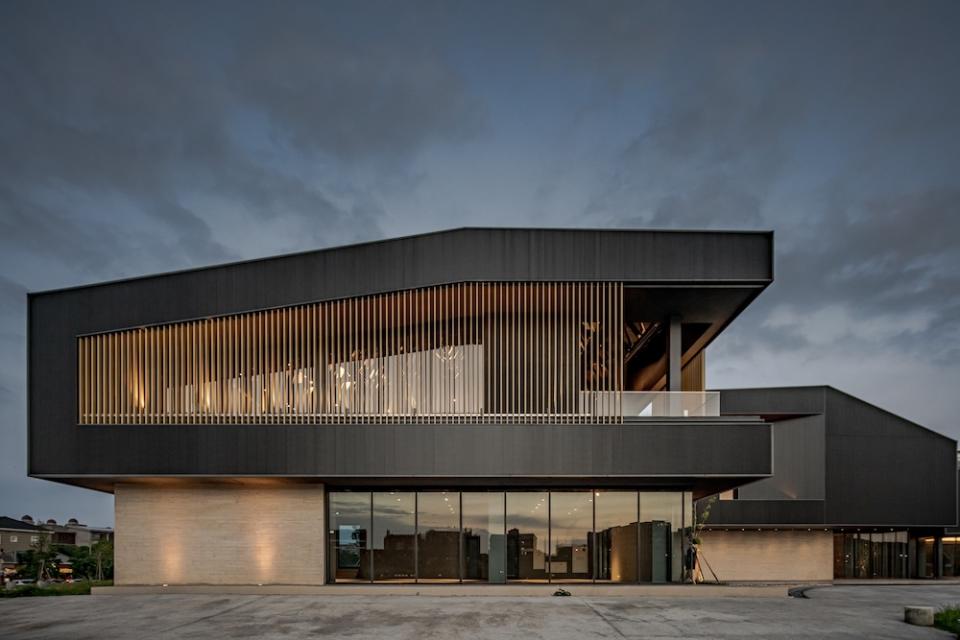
701, 499, 826, 526
736, 414, 826, 501
33, 228, 774, 337
716, 386, 826, 418
823, 388, 957, 527
31, 420, 771, 483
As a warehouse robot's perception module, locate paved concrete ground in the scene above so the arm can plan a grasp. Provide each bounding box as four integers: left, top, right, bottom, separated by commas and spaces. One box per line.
2, 584, 958, 639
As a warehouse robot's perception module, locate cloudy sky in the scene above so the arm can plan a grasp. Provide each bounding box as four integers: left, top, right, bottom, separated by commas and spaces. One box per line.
1, 0, 958, 526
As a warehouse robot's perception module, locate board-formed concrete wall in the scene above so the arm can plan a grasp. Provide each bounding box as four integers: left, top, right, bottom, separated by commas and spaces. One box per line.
115, 481, 325, 585
699, 529, 832, 582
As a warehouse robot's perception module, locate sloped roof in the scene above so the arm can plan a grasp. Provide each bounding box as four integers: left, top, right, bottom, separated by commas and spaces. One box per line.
0, 516, 42, 532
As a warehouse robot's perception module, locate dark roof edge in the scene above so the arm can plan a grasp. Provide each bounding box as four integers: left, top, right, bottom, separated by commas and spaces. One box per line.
709, 384, 830, 392
28, 226, 774, 298
0, 516, 42, 531
825, 386, 958, 445
714, 385, 956, 445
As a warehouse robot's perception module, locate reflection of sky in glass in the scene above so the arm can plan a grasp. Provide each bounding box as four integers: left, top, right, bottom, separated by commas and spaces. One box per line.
640, 492, 683, 531
373, 492, 415, 549
595, 491, 638, 531
330, 491, 685, 554
551, 492, 593, 548
330, 493, 370, 531
418, 492, 459, 531
462, 493, 504, 555
507, 492, 548, 552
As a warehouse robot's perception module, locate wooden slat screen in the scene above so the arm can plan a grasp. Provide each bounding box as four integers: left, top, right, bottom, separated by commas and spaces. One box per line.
78, 282, 623, 425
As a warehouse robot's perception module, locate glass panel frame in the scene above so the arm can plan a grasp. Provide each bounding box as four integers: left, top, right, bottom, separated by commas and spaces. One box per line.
639, 492, 683, 583
506, 492, 549, 583
372, 491, 416, 582
329, 491, 372, 583
416, 491, 461, 582
329, 489, 699, 585
548, 491, 594, 582
462, 492, 506, 583
594, 490, 638, 583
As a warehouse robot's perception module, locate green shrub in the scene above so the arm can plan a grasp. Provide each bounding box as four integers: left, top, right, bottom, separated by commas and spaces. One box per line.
0, 580, 112, 598
934, 605, 960, 634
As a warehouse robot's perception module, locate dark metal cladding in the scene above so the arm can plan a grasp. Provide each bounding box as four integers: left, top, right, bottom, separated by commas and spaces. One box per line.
33, 420, 770, 479
705, 386, 958, 528
28, 228, 775, 487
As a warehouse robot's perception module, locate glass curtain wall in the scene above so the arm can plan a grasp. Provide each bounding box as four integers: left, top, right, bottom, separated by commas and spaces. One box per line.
943, 537, 960, 577
372, 492, 416, 582
462, 493, 506, 583
506, 492, 549, 582
832, 531, 909, 579
329, 490, 686, 583
549, 492, 594, 582
417, 491, 460, 582
329, 492, 371, 583
920, 537, 936, 578
639, 492, 684, 583
595, 491, 638, 583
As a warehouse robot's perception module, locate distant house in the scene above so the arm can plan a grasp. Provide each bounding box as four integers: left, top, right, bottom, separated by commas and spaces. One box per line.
0, 516, 47, 576
58, 518, 113, 547
38, 518, 114, 547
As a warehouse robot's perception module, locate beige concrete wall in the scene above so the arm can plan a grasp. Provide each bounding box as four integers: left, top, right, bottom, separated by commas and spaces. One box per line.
699, 529, 833, 582
115, 481, 325, 585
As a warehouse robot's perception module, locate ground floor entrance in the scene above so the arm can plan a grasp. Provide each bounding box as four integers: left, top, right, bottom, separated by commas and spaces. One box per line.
833, 531, 910, 579
833, 531, 959, 579
328, 490, 693, 584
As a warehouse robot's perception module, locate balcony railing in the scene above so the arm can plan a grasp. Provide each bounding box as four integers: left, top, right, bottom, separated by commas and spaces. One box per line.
620, 391, 720, 418
576, 391, 720, 418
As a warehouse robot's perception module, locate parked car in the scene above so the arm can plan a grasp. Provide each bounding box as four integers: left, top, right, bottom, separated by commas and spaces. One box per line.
11, 578, 36, 586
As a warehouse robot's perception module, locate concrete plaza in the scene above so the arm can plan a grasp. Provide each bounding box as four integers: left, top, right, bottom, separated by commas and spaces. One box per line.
2, 584, 959, 639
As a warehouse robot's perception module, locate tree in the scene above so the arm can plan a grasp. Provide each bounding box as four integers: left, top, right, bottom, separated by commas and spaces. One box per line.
27, 535, 60, 584
90, 539, 114, 581
56, 544, 95, 580
688, 495, 720, 584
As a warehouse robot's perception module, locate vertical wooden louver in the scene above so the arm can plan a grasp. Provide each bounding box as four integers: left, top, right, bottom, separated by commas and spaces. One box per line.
78, 282, 623, 425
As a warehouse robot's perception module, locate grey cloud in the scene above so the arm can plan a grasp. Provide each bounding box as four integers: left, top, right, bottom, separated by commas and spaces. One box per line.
540, 1, 960, 368
0, 0, 482, 283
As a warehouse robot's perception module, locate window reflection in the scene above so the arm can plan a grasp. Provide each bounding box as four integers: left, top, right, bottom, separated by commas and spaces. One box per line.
639, 492, 683, 583
549, 492, 593, 582
417, 492, 460, 582
944, 537, 959, 577
372, 492, 416, 582
595, 491, 638, 583
329, 492, 370, 583
506, 492, 549, 582
462, 493, 505, 583
328, 489, 687, 584
832, 531, 910, 579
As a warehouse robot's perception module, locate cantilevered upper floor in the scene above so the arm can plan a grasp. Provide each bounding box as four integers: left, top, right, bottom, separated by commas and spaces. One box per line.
27, 228, 774, 491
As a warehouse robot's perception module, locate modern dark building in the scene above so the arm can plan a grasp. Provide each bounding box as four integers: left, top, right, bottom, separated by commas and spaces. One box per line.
26, 228, 957, 584
698, 386, 958, 581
